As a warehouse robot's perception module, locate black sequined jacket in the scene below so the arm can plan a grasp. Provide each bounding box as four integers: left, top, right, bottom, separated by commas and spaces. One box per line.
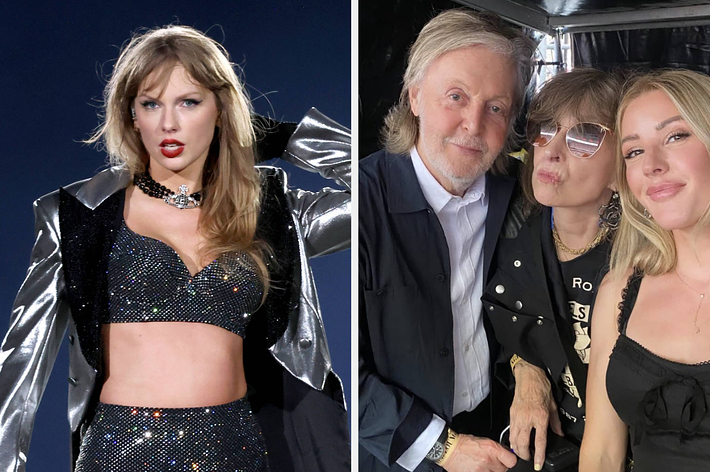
0, 108, 351, 472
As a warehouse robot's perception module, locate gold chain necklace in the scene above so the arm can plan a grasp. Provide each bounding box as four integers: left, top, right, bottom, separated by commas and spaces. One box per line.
552, 225, 609, 256
674, 270, 710, 334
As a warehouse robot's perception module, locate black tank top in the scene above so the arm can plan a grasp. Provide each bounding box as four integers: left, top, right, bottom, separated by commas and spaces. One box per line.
606, 270, 710, 471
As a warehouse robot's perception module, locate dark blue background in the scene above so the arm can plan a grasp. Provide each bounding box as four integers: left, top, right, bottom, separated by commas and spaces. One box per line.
0, 1, 351, 470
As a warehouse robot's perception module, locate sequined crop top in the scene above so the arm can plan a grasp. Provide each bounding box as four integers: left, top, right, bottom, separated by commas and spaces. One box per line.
105, 220, 264, 338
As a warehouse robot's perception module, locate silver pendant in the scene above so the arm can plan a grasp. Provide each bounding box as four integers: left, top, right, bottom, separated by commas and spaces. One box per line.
165, 184, 200, 210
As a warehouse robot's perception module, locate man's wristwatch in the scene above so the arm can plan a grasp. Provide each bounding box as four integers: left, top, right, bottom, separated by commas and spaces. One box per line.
425, 426, 449, 462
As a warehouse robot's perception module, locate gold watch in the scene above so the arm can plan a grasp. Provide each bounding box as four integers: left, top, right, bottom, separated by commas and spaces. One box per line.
436, 427, 461, 466
425, 427, 448, 462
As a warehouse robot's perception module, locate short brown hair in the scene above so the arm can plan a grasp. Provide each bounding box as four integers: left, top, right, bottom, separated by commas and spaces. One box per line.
521, 68, 623, 212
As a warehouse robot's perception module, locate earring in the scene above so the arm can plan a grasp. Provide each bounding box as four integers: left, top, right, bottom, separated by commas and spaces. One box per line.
643, 208, 652, 219
131, 108, 136, 120
599, 191, 621, 230
134, 124, 140, 133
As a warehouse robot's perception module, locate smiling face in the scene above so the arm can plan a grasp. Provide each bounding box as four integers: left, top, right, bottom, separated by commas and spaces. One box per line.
531, 114, 616, 210
408, 46, 516, 195
621, 89, 710, 231
133, 63, 220, 180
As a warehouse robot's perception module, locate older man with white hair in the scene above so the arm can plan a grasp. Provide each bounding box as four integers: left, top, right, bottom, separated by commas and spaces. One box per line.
359, 9, 535, 472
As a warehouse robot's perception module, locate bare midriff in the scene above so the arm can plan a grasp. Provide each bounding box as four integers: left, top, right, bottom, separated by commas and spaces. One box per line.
99, 322, 246, 407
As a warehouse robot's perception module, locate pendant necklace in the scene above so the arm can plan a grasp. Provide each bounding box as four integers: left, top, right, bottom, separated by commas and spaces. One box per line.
134, 171, 202, 210
675, 270, 710, 334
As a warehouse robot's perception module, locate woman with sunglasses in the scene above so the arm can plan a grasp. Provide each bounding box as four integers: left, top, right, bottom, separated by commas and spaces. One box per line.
482, 68, 622, 470
580, 69, 710, 472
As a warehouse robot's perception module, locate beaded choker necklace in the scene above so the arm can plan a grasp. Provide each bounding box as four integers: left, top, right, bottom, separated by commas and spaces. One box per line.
133, 171, 202, 210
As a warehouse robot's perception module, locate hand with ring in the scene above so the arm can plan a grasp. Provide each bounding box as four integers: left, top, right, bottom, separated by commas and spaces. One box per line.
509, 359, 564, 471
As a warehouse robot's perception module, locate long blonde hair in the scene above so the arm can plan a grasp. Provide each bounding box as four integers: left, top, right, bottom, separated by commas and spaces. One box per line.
87, 25, 269, 291
381, 8, 536, 174
611, 69, 710, 277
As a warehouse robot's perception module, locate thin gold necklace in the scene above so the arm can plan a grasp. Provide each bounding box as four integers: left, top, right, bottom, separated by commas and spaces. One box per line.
675, 270, 710, 334
552, 225, 609, 256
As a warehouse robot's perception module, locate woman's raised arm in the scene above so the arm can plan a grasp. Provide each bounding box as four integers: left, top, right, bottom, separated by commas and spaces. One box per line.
281, 108, 351, 258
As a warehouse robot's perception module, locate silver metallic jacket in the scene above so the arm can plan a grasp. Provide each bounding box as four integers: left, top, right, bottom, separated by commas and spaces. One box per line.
0, 108, 350, 472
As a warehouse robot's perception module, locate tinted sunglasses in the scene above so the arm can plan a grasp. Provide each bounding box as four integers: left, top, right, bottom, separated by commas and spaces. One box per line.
527, 121, 611, 159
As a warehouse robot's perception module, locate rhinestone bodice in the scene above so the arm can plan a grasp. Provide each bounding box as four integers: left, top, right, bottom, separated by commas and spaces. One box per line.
105, 221, 263, 338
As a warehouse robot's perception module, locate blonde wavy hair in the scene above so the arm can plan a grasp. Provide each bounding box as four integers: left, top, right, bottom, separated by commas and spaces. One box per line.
381, 8, 536, 174
87, 25, 270, 292
611, 69, 710, 277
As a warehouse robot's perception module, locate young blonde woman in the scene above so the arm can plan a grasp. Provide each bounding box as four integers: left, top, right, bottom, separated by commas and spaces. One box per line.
581, 69, 710, 472
0, 26, 350, 472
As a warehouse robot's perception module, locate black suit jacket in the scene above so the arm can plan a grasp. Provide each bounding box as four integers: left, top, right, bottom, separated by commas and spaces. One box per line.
359, 150, 518, 472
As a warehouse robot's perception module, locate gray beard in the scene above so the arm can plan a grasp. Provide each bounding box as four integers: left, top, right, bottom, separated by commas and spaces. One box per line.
423, 145, 496, 195
443, 172, 480, 196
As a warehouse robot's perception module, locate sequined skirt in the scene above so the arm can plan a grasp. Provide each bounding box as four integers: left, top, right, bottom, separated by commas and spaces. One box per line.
74, 397, 269, 471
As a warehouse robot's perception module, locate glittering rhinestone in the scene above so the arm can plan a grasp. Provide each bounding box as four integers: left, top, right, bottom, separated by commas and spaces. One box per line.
104, 221, 263, 338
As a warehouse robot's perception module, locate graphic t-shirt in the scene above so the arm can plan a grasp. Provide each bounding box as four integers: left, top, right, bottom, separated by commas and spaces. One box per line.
556, 239, 610, 443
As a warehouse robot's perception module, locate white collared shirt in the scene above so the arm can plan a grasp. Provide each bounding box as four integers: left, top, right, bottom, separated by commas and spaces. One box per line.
397, 146, 491, 470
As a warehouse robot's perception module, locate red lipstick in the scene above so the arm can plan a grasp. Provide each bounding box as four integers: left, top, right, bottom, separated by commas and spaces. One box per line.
160, 139, 185, 158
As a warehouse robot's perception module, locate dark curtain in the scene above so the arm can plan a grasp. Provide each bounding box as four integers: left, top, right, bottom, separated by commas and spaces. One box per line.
359, 0, 460, 158
573, 26, 710, 74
